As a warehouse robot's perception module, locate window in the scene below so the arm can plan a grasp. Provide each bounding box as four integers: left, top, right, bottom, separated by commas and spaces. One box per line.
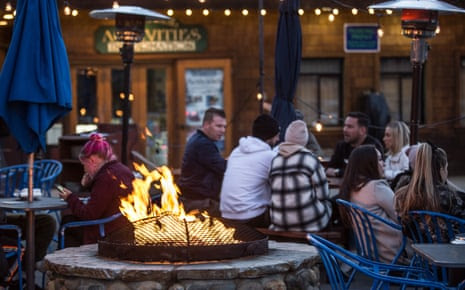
460, 58, 465, 126
295, 59, 343, 126
77, 68, 97, 124
146, 68, 168, 165
111, 69, 126, 122
380, 58, 414, 121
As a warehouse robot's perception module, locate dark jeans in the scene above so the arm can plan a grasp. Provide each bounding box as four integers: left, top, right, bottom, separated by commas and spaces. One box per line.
3, 213, 56, 263
222, 210, 270, 228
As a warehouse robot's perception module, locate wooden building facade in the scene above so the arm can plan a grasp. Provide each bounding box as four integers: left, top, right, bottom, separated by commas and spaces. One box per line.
1, 7, 465, 173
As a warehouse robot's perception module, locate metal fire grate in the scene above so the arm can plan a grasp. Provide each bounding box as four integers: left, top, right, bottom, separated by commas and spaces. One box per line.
98, 213, 268, 262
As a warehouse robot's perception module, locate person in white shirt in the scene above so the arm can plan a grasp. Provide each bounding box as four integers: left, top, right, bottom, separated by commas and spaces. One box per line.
383, 121, 410, 181
220, 114, 280, 227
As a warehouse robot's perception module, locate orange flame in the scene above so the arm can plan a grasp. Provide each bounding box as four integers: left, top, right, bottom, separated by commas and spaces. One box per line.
119, 164, 199, 223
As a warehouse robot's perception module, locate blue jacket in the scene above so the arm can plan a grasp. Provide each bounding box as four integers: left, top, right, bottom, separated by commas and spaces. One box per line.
178, 130, 226, 200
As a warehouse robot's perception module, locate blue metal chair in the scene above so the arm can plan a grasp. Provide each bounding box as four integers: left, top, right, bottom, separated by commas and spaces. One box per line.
0, 224, 23, 289
33, 159, 62, 197
59, 213, 123, 249
0, 164, 41, 197
401, 210, 465, 285
307, 233, 457, 290
336, 199, 407, 263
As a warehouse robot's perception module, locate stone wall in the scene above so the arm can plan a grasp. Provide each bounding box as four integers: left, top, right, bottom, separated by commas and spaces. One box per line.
45, 242, 321, 290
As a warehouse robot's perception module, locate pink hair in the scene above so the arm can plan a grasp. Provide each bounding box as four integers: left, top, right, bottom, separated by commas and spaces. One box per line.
79, 133, 116, 161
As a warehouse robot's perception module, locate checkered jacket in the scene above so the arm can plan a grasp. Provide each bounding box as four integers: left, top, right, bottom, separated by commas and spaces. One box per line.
269, 148, 332, 231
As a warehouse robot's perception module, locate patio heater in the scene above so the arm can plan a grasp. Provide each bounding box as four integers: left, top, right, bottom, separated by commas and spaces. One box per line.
369, 0, 465, 145
90, 6, 169, 164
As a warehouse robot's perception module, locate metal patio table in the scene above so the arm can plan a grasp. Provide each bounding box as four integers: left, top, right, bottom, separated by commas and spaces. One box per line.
0, 197, 67, 287
412, 243, 465, 268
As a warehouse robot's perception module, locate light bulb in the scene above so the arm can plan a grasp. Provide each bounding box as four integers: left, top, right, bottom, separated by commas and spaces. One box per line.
64, 5, 71, 15
5, 2, 12, 12
435, 25, 440, 34
224, 9, 231, 16
167, 9, 174, 16
328, 14, 335, 22
368, 8, 375, 15
298, 9, 304, 16
260, 9, 266, 16
185, 9, 192, 16
314, 8, 321, 16
315, 121, 323, 132
257, 92, 263, 101
242, 9, 248, 16
112, 1, 119, 9
377, 27, 384, 38
351, 8, 358, 15
71, 9, 78, 16
332, 8, 339, 15
202, 9, 209, 16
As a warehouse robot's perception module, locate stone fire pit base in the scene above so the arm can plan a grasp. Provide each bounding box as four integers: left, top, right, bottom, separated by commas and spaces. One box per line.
44, 241, 321, 290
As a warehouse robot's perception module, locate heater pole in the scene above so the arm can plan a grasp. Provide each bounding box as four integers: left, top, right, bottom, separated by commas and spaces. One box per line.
409, 38, 428, 145
120, 43, 134, 165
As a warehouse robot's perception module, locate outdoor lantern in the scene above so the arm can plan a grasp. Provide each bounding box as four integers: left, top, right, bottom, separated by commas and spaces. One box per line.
368, 0, 465, 145
90, 6, 170, 165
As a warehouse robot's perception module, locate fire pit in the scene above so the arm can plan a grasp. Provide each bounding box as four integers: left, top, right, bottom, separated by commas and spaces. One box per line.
45, 166, 320, 289
98, 213, 268, 262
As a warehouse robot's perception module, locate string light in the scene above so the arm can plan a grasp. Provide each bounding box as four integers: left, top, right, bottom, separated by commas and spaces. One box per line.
167, 9, 174, 16
63, 4, 71, 16
377, 25, 384, 37
202, 9, 209, 16
351, 8, 358, 15
328, 14, 335, 22
435, 25, 441, 34
257, 92, 263, 101
241, 9, 249, 16
298, 9, 304, 16
71, 9, 78, 16
260, 9, 267, 16
185, 9, 193, 16
332, 8, 339, 15
368, 8, 375, 15
112, 1, 119, 9
315, 120, 323, 132
224, 9, 231, 16
5, 2, 12, 12
315, 8, 322, 15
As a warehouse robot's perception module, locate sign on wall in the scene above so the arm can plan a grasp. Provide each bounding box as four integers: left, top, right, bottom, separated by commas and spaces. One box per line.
344, 24, 380, 53
95, 20, 207, 53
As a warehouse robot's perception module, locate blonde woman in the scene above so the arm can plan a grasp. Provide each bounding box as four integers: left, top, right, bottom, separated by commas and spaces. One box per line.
395, 143, 465, 235
383, 121, 410, 181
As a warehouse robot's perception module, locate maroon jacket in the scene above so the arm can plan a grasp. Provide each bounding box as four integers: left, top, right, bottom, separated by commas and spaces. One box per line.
66, 160, 134, 244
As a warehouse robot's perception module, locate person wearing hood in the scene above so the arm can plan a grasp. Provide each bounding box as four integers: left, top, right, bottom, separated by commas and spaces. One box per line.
220, 114, 280, 227
269, 120, 332, 231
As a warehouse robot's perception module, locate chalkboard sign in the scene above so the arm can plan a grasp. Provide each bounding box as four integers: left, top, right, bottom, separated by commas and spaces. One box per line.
344, 24, 380, 53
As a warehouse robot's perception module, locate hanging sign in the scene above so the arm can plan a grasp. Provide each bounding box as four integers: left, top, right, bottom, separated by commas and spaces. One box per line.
344, 24, 380, 53
95, 20, 207, 54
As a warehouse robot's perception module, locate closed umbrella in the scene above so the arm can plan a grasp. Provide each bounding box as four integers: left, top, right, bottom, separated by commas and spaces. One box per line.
271, 0, 302, 141
0, 0, 72, 288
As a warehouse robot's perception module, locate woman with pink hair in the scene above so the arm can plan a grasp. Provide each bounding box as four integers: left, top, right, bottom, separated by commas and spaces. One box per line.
58, 133, 134, 247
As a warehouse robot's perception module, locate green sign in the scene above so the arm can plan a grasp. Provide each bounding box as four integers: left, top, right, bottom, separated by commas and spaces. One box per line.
95, 21, 207, 53
344, 24, 379, 53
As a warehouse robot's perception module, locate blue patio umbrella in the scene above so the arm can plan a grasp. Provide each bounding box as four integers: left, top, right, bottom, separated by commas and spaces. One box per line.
0, 0, 72, 154
271, 0, 302, 141
0, 0, 71, 288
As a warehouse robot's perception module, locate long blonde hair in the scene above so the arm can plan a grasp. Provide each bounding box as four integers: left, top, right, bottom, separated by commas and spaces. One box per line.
385, 121, 409, 155
395, 142, 447, 218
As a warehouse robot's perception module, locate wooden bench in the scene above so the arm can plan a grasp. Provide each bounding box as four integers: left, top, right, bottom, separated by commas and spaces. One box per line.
256, 225, 348, 246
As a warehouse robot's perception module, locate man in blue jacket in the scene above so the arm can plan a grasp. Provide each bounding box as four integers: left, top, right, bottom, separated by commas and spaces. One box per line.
178, 107, 227, 216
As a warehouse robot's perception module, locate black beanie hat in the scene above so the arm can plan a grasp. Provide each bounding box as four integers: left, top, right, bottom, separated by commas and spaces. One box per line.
252, 114, 280, 141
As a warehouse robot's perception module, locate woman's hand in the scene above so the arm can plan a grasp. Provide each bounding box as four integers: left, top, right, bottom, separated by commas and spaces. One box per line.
81, 173, 92, 187
57, 186, 72, 201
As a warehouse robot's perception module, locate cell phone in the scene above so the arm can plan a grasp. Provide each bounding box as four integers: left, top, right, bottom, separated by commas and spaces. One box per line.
55, 184, 65, 194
